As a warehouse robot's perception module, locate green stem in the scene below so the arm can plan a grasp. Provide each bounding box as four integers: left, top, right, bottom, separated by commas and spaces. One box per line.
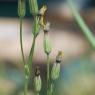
28, 36, 36, 66
27, 36, 36, 83
47, 54, 50, 95
20, 17, 26, 64
50, 83, 54, 95
20, 17, 28, 95
24, 77, 28, 95
36, 92, 39, 95
66, 0, 95, 49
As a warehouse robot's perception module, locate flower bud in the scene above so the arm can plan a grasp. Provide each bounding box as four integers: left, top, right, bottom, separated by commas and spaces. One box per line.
29, 0, 38, 15
34, 66, 42, 92
18, 0, 26, 17
51, 51, 63, 80
33, 17, 40, 37
44, 33, 52, 55
51, 62, 60, 80
24, 64, 29, 79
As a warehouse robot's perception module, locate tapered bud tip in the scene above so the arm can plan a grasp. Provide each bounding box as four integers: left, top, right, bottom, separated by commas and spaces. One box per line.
35, 66, 40, 76
56, 51, 64, 63
34, 66, 42, 92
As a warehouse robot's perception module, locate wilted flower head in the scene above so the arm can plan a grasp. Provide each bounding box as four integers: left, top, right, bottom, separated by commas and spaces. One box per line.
44, 22, 50, 32
39, 5, 47, 29
39, 5, 47, 16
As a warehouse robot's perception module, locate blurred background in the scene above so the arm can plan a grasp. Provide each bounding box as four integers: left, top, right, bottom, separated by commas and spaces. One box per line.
0, 0, 95, 95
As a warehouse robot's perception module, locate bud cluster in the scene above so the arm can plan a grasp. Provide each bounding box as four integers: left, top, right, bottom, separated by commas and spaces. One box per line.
18, 0, 64, 95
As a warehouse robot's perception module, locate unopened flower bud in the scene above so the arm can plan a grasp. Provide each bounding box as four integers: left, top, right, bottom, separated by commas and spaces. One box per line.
34, 66, 42, 92
29, 0, 38, 15
44, 33, 52, 55
51, 62, 60, 80
51, 51, 63, 80
18, 0, 26, 17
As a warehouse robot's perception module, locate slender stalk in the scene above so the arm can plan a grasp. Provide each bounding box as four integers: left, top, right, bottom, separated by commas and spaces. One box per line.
20, 17, 26, 64
23, 14, 37, 95
36, 93, 39, 95
47, 54, 50, 95
20, 17, 28, 95
66, 0, 95, 49
28, 36, 36, 66
50, 83, 54, 95
24, 76, 28, 95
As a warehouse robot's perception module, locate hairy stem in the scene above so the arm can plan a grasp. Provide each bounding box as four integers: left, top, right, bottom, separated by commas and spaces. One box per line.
67, 0, 95, 49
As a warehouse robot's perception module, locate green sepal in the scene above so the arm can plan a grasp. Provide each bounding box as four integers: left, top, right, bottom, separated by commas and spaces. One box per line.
44, 34, 52, 55
51, 63, 60, 80
34, 75, 42, 92
29, 0, 38, 15
33, 17, 40, 37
